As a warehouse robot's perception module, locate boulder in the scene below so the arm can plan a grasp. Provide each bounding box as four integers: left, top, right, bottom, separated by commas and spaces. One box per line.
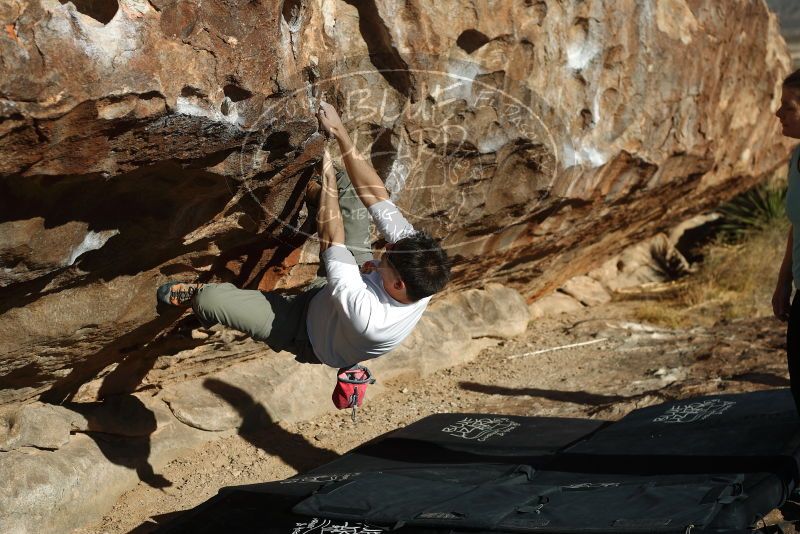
0, 0, 793, 409
162, 354, 332, 430
0, 394, 215, 534
0, 403, 81, 451
528, 292, 586, 318
0, 2, 793, 531
371, 283, 531, 377
439, 283, 531, 339
559, 276, 612, 306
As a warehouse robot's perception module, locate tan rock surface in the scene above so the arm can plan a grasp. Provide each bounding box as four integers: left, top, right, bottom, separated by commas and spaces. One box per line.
0, 4, 796, 531
560, 275, 612, 306
0, 395, 216, 534
0, 0, 792, 407
528, 291, 585, 318
0, 283, 529, 534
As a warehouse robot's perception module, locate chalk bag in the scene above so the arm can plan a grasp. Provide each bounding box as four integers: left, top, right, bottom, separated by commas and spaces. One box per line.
333, 364, 376, 422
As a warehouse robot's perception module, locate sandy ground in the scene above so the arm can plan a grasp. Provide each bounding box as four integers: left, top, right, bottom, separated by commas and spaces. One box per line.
78, 298, 794, 534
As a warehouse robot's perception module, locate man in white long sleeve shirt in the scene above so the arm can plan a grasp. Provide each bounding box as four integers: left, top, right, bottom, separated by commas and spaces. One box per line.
157, 101, 451, 369
302, 100, 451, 367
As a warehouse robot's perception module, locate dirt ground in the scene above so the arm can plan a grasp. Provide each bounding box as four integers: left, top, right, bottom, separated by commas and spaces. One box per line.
78, 296, 794, 534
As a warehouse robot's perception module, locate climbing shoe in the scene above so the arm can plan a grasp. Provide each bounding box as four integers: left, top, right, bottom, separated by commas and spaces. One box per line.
157, 281, 202, 307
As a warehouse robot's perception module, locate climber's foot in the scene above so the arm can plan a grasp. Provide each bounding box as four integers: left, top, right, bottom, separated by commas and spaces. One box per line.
156, 282, 203, 307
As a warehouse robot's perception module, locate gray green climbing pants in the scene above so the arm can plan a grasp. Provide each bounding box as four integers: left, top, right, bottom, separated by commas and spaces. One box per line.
191, 169, 373, 363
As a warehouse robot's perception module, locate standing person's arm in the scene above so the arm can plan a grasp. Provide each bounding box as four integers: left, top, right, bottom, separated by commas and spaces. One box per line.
317, 101, 390, 208
774, 227, 794, 321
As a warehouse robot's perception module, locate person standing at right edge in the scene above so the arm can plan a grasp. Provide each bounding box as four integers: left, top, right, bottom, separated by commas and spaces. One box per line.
773, 69, 800, 413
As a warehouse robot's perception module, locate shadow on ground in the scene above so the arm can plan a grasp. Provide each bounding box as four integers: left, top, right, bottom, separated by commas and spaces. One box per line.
459, 381, 636, 406
203, 378, 339, 472
729, 372, 791, 388
125, 379, 340, 533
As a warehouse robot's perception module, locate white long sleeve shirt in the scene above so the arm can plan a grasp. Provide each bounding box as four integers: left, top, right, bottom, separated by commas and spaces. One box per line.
305, 200, 430, 368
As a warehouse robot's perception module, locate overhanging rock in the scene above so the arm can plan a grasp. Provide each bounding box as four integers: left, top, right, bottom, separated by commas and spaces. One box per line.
0, 0, 792, 408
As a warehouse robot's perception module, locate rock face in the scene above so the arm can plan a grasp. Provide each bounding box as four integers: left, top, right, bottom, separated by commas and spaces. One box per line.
0, 1, 794, 530
0, 0, 793, 481
0, 284, 529, 534
0, 0, 792, 406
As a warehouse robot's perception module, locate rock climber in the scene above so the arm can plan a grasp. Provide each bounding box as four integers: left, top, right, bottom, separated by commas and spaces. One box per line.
157, 101, 451, 369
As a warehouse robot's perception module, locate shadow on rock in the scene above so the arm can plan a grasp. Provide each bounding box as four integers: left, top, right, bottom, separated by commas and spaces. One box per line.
207, 166, 315, 290
31, 309, 216, 492
66, 395, 172, 489
0, 163, 236, 315
34, 315, 187, 491
39, 308, 186, 404
204, 378, 338, 472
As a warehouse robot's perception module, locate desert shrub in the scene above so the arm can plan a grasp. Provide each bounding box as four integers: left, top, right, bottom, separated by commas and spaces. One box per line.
650, 241, 692, 282
634, 176, 790, 328
634, 224, 787, 327
717, 182, 786, 242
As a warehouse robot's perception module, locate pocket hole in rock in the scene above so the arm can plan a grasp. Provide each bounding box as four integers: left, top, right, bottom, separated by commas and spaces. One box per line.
456, 29, 491, 54
60, 0, 119, 24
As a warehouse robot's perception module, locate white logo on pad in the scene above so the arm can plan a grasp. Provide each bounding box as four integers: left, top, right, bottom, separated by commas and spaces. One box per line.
653, 399, 736, 424
442, 417, 521, 441
292, 518, 383, 534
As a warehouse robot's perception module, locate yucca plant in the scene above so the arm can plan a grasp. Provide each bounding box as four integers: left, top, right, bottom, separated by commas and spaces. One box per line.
650, 241, 692, 281
717, 183, 787, 242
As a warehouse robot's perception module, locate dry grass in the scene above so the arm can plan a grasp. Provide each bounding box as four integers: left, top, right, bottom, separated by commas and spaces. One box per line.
633, 222, 788, 328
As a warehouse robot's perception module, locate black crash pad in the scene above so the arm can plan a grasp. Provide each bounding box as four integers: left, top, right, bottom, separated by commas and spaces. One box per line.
563, 389, 800, 476
293, 470, 785, 533
159, 390, 800, 534
303, 413, 607, 474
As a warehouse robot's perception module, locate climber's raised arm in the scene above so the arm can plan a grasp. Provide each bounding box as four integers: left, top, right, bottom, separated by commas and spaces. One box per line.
316, 148, 345, 254
317, 100, 390, 208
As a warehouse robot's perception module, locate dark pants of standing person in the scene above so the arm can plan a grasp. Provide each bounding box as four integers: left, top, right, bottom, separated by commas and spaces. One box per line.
787, 296, 800, 414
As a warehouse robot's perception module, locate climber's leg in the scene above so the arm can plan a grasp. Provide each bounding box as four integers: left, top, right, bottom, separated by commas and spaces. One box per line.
192, 283, 307, 350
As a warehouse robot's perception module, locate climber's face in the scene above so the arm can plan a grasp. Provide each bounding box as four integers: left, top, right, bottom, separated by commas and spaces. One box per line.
777, 85, 800, 139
